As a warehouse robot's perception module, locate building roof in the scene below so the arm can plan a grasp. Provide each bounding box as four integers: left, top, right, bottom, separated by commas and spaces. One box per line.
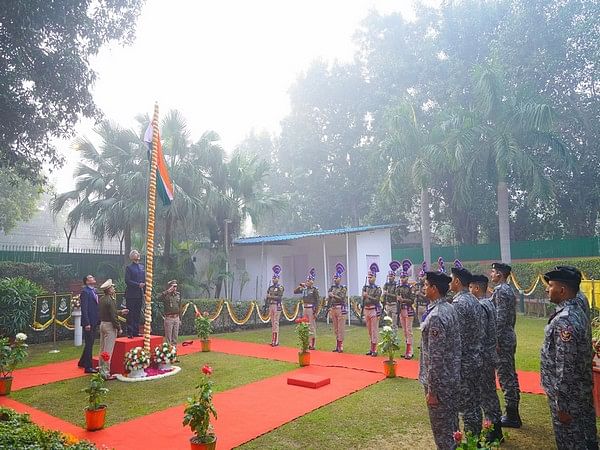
233, 224, 396, 246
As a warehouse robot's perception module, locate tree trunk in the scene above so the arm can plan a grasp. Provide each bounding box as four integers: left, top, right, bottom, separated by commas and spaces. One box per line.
420, 188, 432, 267
497, 181, 512, 263
124, 223, 132, 264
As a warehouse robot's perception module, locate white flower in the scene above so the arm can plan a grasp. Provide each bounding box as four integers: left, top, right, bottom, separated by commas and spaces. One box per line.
15, 333, 27, 341
383, 325, 392, 332
383, 316, 393, 324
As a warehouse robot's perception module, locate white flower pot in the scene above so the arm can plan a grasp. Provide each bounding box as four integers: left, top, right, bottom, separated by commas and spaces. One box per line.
128, 368, 147, 378
158, 363, 172, 371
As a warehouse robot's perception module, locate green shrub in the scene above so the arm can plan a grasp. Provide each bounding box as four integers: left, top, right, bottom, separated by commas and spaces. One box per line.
0, 407, 97, 449
0, 277, 44, 337
0, 261, 74, 291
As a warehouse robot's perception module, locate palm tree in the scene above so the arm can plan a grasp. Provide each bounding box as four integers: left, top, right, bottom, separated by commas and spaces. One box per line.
52, 121, 147, 260
381, 102, 445, 266
444, 65, 566, 262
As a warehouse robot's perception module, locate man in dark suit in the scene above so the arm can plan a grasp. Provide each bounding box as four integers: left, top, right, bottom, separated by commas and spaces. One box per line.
78, 274, 99, 373
125, 249, 145, 338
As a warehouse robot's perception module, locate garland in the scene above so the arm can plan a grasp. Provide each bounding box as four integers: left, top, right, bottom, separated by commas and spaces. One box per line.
225, 301, 255, 325
255, 302, 271, 323
281, 301, 301, 321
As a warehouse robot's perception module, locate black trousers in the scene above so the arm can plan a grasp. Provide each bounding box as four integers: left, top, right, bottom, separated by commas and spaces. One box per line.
78, 325, 97, 369
126, 297, 143, 336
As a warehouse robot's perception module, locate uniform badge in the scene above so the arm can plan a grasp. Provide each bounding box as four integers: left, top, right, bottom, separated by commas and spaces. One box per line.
430, 327, 440, 338
559, 325, 573, 342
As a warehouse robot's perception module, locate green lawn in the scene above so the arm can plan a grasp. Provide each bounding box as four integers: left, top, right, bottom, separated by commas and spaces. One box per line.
12, 353, 294, 427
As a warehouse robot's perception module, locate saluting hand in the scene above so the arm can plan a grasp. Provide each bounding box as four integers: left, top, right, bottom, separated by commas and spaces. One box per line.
557, 410, 572, 424
426, 391, 439, 406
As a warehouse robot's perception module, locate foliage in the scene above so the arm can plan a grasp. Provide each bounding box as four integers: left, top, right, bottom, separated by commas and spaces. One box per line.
377, 317, 401, 361
0, 261, 73, 292
183, 365, 217, 443
124, 347, 150, 372
154, 342, 177, 365
295, 317, 310, 353
454, 420, 502, 449
0, 277, 44, 337
195, 313, 213, 340
0, 407, 97, 449
81, 372, 108, 411
0, 169, 42, 233
0, 0, 144, 182
0, 334, 28, 378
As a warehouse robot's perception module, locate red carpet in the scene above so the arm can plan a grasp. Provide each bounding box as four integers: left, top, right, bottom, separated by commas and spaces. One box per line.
10, 359, 88, 391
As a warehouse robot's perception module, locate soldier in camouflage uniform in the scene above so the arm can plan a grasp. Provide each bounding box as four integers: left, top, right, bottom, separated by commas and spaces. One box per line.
419, 270, 461, 450
541, 267, 598, 450
266, 265, 284, 347
363, 263, 382, 356
294, 268, 320, 350
469, 274, 503, 443
328, 263, 348, 352
490, 262, 522, 428
397, 259, 416, 359
412, 261, 428, 323
383, 261, 400, 331
450, 260, 484, 438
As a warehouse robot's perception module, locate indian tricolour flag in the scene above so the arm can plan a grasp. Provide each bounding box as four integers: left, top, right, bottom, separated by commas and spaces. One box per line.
144, 124, 174, 206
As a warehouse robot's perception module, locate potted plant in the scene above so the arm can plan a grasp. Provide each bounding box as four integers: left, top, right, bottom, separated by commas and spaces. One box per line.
98, 351, 112, 380
195, 312, 213, 352
183, 364, 218, 450
0, 333, 28, 395
124, 346, 150, 378
378, 316, 401, 378
453, 419, 503, 449
82, 372, 109, 431
295, 317, 310, 366
154, 342, 177, 370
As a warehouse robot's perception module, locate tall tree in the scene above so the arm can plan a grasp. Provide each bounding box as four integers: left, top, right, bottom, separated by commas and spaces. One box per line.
0, 169, 42, 234
0, 0, 144, 183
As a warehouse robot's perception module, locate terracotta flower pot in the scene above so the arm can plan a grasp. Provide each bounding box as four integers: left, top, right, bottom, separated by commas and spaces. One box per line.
85, 405, 107, 431
0, 377, 13, 396
383, 360, 397, 378
201, 339, 211, 352
190, 436, 217, 450
298, 351, 310, 366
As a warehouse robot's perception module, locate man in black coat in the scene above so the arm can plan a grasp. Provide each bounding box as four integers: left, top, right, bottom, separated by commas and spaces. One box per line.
77, 274, 99, 373
125, 249, 145, 338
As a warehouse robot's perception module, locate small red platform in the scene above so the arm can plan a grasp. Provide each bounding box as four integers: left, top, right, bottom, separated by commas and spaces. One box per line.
287, 374, 331, 389
99, 335, 163, 374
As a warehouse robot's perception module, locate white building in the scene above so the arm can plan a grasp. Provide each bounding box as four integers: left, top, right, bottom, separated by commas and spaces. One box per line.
230, 224, 395, 301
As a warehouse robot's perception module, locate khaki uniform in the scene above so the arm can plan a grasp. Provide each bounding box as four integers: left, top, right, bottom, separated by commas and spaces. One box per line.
397, 283, 415, 347
266, 284, 284, 345
363, 283, 382, 353
382, 280, 399, 331
328, 283, 348, 348
98, 293, 120, 368
294, 284, 320, 348
161, 290, 181, 346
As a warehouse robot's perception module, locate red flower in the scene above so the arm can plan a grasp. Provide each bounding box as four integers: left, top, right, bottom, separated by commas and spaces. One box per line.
201, 364, 213, 375
295, 318, 302, 324
100, 352, 110, 362
195, 311, 201, 318
301, 317, 309, 323
453, 431, 463, 443
483, 419, 493, 430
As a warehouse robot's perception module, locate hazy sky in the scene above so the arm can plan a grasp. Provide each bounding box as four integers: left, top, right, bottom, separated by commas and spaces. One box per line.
49, 0, 415, 193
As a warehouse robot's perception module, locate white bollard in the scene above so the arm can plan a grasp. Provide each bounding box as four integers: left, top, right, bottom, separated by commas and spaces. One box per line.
72, 309, 82, 346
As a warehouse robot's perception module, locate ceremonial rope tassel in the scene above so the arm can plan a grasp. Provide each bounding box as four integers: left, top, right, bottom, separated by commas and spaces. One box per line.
143, 103, 160, 352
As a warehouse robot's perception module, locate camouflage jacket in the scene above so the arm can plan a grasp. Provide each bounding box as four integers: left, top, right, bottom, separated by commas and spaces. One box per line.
452, 290, 484, 369
382, 281, 398, 305
541, 297, 592, 412
294, 285, 320, 306
266, 284, 284, 305
328, 284, 347, 306
362, 284, 382, 307
478, 297, 498, 353
492, 283, 517, 344
419, 297, 462, 404
396, 284, 415, 311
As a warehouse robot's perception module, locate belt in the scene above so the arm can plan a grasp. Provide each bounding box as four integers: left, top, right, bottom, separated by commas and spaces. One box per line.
165, 313, 179, 318
364, 306, 376, 310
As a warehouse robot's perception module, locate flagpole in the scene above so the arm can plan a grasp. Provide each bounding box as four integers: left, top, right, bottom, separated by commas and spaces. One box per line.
143, 102, 160, 352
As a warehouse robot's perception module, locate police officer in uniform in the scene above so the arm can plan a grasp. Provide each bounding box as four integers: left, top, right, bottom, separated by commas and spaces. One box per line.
397, 259, 416, 359
490, 262, 522, 428
541, 267, 597, 450
413, 261, 428, 322
469, 274, 503, 443
363, 263, 382, 356
450, 260, 485, 438
294, 268, 319, 350
160, 280, 181, 346
327, 263, 347, 352
383, 261, 400, 331
419, 270, 461, 450
266, 265, 284, 347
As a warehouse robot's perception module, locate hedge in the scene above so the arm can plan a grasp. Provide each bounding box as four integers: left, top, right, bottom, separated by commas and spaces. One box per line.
0, 407, 97, 449
0, 277, 44, 338
0, 261, 74, 292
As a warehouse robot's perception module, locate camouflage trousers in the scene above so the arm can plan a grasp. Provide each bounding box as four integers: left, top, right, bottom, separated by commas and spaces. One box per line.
425, 390, 459, 450
459, 368, 483, 436
548, 399, 598, 450
480, 358, 502, 423
497, 341, 520, 407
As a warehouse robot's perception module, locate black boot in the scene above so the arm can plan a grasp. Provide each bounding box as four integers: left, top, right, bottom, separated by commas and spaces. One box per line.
501, 405, 522, 428
486, 421, 504, 444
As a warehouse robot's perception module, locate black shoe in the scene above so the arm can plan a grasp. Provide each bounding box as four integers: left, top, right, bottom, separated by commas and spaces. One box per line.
365, 350, 373, 355
371, 352, 378, 357
127, 335, 133, 339
332, 348, 339, 352
485, 421, 504, 444
501, 405, 522, 428
84, 368, 98, 374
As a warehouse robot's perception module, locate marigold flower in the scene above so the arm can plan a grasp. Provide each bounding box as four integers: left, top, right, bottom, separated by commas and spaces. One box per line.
100, 352, 110, 362
453, 431, 463, 443
201, 364, 213, 375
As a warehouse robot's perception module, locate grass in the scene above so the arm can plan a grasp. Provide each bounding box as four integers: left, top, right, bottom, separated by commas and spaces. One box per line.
12, 352, 295, 427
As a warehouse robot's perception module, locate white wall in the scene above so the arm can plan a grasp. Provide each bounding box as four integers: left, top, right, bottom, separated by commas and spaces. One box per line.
354, 228, 392, 292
